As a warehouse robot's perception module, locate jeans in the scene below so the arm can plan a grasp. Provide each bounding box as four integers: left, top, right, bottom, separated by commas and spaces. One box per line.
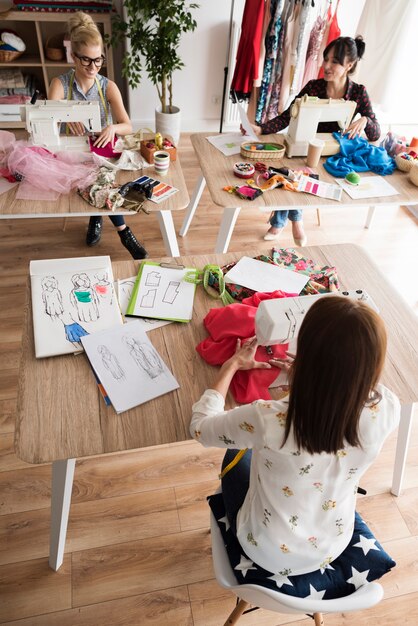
221, 448, 252, 535
270, 209, 302, 228
108, 215, 126, 227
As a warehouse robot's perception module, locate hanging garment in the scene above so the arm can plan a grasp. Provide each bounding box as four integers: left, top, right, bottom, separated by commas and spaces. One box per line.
255, 0, 285, 125
324, 133, 396, 177
288, 0, 313, 99
302, 11, 327, 88
318, 0, 341, 79
278, 0, 297, 113
230, 0, 266, 102
316, 1, 332, 77
254, 0, 272, 88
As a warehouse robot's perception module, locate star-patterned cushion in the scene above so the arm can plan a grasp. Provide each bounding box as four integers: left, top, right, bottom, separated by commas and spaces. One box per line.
208, 493, 395, 599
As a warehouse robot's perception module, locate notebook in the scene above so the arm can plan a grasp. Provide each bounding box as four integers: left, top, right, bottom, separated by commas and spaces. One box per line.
125, 261, 197, 322
30, 256, 123, 358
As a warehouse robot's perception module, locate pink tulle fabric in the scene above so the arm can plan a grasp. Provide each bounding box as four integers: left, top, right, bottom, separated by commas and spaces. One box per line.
0, 131, 99, 201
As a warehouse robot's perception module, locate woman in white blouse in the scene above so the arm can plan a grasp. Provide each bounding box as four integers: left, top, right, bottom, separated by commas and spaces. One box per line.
190, 296, 400, 576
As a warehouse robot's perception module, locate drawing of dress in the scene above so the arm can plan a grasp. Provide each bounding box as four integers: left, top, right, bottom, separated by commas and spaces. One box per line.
70, 273, 99, 322
41, 276, 64, 318
124, 337, 163, 379
98, 345, 125, 380
93, 272, 113, 304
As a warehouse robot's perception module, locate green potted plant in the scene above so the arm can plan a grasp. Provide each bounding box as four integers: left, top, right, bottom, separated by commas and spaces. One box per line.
111, 0, 199, 145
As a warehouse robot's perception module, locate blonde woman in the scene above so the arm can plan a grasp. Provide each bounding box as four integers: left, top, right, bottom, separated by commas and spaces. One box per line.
48, 12, 147, 259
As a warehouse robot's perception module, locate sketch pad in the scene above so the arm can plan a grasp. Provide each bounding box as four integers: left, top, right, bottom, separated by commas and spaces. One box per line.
126, 261, 197, 322
81, 320, 179, 413
30, 256, 123, 358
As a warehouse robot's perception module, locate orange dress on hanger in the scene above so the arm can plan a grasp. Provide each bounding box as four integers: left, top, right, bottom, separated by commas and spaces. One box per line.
318, 0, 341, 78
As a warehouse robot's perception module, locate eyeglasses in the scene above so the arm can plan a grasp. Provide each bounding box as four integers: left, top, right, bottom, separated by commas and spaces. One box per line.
74, 53, 105, 68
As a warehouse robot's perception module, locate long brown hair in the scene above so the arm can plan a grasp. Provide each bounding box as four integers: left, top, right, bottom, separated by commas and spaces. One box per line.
283, 296, 387, 454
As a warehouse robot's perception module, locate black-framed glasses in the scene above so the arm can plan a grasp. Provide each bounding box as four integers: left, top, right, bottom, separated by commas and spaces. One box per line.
74, 53, 105, 68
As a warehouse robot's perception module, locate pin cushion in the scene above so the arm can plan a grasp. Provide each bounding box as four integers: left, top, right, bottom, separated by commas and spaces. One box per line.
233, 162, 255, 179
345, 171, 361, 185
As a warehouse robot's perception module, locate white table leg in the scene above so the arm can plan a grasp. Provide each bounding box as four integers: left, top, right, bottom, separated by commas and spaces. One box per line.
365, 205, 376, 228
179, 175, 206, 236
157, 210, 180, 257
49, 458, 76, 571
214, 206, 241, 253
391, 403, 414, 496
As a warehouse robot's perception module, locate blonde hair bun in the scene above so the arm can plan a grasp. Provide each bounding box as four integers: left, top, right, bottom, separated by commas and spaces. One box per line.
68, 11, 102, 52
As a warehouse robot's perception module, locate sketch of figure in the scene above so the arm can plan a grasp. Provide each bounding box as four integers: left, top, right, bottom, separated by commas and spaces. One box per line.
98, 345, 125, 381
70, 273, 100, 322
145, 271, 161, 287
41, 276, 64, 318
163, 281, 180, 304
140, 289, 157, 308
123, 336, 164, 379
93, 272, 113, 304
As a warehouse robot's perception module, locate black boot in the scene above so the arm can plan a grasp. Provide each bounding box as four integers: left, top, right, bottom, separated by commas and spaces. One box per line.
86, 216, 103, 246
118, 226, 148, 259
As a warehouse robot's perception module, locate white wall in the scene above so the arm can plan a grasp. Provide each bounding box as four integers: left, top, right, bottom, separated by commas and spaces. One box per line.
127, 0, 245, 132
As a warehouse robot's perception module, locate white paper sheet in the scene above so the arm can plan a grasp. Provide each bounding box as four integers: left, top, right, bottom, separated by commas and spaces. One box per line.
206, 133, 246, 156
81, 320, 179, 413
224, 257, 309, 294
117, 276, 171, 330
335, 175, 400, 200
30, 256, 123, 358
237, 103, 258, 141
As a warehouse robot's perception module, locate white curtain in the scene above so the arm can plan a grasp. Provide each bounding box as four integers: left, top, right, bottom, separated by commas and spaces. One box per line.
355, 0, 418, 121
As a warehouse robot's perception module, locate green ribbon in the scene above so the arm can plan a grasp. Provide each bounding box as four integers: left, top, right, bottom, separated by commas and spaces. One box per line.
184, 264, 235, 306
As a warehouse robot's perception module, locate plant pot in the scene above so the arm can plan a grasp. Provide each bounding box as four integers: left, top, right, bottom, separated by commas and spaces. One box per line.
155, 105, 181, 146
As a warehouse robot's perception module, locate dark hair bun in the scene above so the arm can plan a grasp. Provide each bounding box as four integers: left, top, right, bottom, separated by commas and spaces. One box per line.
355, 36, 365, 59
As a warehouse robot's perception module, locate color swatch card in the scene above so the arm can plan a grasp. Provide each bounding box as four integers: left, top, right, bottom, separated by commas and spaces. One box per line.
81, 320, 179, 414
126, 261, 197, 322
296, 174, 342, 202
132, 175, 178, 204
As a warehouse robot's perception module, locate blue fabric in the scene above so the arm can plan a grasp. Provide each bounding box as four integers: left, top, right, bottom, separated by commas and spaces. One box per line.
324, 132, 396, 177
208, 492, 396, 599
270, 209, 303, 228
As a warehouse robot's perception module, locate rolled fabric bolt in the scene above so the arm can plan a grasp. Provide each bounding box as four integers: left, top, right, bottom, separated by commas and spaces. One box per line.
153, 150, 170, 175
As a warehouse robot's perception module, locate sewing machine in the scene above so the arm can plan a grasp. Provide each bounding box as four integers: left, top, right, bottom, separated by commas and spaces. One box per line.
20, 100, 102, 152
255, 289, 378, 387
283, 95, 357, 158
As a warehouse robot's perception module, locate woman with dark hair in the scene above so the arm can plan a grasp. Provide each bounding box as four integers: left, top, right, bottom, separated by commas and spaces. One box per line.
248, 36, 379, 245
190, 296, 399, 577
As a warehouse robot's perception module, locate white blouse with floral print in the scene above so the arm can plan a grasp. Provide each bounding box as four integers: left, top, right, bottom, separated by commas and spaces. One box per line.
190, 383, 400, 576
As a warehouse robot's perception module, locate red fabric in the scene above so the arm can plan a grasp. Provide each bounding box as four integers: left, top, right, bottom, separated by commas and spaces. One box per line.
197, 291, 296, 404
230, 0, 265, 99
318, 1, 341, 79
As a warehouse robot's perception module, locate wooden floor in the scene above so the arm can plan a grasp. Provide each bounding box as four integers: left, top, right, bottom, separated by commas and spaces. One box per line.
1, 133, 418, 625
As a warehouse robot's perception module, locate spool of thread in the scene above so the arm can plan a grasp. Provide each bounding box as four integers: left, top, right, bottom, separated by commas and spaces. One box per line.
233, 162, 255, 179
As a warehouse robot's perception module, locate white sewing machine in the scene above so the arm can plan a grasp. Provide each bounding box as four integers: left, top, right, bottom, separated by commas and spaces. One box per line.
255, 289, 378, 387
20, 100, 102, 152
283, 95, 357, 158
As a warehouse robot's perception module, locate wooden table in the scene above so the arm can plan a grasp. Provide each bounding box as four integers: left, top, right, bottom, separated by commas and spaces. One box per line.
0, 148, 189, 257
180, 132, 418, 252
15, 244, 418, 571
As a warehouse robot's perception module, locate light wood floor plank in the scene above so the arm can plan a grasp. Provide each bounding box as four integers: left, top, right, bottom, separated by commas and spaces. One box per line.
0, 399, 16, 434
356, 493, 411, 542
175, 478, 220, 532
72, 528, 213, 607
0, 556, 71, 623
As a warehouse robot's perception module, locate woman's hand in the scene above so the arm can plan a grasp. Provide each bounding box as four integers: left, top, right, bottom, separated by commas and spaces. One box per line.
67, 121, 87, 136
228, 336, 272, 371
269, 351, 295, 372
93, 124, 116, 148
346, 116, 367, 139
240, 122, 262, 136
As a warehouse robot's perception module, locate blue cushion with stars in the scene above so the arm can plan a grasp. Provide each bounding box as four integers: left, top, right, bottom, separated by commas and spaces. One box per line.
208, 493, 395, 599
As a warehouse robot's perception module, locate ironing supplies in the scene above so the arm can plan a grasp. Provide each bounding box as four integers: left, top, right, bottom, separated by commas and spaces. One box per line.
240, 141, 285, 160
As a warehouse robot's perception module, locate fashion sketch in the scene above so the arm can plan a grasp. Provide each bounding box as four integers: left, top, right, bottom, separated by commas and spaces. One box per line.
93, 271, 114, 304
41, 276, 64, 318
122, 335, 164, 379
98, 344, 125, 381
70, 273, 100, 322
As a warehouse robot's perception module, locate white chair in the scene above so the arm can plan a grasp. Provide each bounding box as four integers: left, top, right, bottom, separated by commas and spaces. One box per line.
210, 508, 384, 626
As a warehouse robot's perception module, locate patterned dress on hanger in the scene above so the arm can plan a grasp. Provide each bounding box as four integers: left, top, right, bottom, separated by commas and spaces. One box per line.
302, 11, 328, 88
278, 0, 297, 113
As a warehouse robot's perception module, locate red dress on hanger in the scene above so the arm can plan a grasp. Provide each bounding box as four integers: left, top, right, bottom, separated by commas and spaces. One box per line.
318, 0, 341, 79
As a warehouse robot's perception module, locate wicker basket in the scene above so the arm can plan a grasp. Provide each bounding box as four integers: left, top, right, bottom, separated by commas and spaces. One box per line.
395, 152, 418, 172
240, 141, 285, 160
408, 163, 418, 187
45, 35, 65, 61
0, 49, 23, 63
